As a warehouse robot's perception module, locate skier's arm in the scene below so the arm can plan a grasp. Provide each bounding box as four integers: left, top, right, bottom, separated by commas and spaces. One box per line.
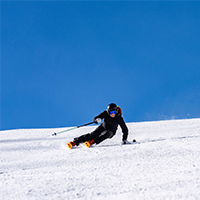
93, 111, 107, 124
118, 117, 129, 141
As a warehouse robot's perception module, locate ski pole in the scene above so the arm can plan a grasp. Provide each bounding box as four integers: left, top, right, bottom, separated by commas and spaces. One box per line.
52, 121, 95, 136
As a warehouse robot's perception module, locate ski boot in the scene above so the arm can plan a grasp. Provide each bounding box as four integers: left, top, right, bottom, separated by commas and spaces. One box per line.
67, 141, 77, 149
84, 139, 95, 148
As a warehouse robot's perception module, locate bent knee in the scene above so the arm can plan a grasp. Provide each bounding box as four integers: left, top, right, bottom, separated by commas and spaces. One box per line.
108, 131, 115, 138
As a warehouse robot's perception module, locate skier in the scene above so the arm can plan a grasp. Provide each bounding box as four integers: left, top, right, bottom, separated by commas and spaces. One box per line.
67, 103, 129, 149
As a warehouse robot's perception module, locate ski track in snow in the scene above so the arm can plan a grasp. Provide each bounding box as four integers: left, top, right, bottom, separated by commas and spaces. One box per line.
1, 118, 200, 200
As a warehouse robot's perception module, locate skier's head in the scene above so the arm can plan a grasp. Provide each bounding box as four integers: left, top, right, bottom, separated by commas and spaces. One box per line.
107, 103, 117, 117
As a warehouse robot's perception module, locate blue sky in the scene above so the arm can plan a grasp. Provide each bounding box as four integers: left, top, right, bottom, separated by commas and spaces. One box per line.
1, 1, 200, 130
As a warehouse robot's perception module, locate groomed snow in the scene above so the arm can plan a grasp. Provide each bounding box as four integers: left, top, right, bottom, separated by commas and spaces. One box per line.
1, 118, 200, 199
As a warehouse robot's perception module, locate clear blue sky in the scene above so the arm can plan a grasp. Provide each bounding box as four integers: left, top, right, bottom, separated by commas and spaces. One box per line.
1, 1, 200, 130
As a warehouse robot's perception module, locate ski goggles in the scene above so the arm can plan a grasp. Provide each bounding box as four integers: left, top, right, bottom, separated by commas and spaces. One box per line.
110, 110, 117, 115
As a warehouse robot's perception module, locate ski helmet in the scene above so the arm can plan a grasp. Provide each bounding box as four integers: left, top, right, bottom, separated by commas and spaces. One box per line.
107, 103, 117, 114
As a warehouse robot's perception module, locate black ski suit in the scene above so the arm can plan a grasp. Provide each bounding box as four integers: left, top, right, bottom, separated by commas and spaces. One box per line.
74, 111, 128, 145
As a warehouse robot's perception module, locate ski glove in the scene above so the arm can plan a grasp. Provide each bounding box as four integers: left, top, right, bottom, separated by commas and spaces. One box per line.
122, 140, 128, 144
95, 118, 102, 124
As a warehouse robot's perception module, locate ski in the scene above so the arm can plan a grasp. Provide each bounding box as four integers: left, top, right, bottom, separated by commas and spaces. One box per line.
67, 139, 137, 149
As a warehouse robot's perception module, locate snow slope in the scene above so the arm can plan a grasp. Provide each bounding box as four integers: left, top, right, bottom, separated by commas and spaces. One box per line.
1, 118, 200, 200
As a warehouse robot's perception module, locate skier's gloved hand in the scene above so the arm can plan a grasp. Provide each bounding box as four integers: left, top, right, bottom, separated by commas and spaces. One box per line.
95, 118, 102, 124
122, 140, 128, 144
